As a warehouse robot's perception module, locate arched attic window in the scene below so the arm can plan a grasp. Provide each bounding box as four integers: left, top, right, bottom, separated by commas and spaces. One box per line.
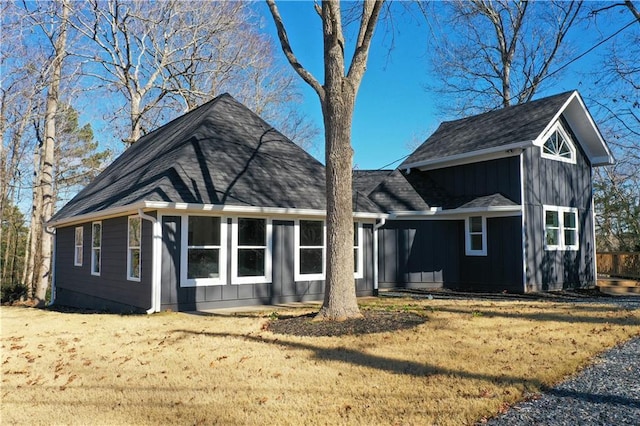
541, 122, 576, 164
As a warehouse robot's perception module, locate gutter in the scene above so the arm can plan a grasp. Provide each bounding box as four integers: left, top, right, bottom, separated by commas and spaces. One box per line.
138, 209, 161, 314
373, 218, 386, 296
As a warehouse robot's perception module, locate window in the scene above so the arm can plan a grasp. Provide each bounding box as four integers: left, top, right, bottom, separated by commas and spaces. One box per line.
465, 216, 487, 256
295, 220, 325, 281
231, 217, 271, 284
127, 216, 141, 281
544, 206, 578, 250
541, 123, 576, 163
354, 222, 363, 279
91, 222, 101, 276
74, 226, 83, 266
181, 215, 226, 286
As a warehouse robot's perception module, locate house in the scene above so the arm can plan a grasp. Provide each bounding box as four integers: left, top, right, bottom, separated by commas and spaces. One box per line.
49, 91, 613, 312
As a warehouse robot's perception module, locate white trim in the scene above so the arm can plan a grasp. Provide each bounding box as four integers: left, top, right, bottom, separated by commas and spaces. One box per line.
403, 141, 533, 171
294, 219, 326, 282
90, 221, 102, 276
180, 214, 227, 287
127, 216, 141, 282
520, 153, 528, 292
354, 222, 364, 279
543, 205, 579, 251
49, 230, 57, 306
465, 216, 487, 256
591, 196, 597, 281
48, 201, 385, 228
390, 205, 521, 220
74, 226, 83, 266
539, 121, 577, 164
373, 218, 386, 292
138, 210, 161, 314
230, 216, 272, 285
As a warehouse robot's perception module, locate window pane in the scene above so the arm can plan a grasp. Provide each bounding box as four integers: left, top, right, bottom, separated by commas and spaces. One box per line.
470, 234, 483, 251
129, 218, 141, 246
300, 248, 323, 274
129, 249, 140, 278
546, 228, 559, 246
300, 221, 323, 246
75, 247, 83, 265
238, 249, 265, 277
564, 211, 576, 228
92, 224, 101, 247
238, 218, 265, 246
470, 216, 483, 233
545, 211, 559, 227
75, 227, 83, 245
93, 249, 101, 273
354, 248, 359, 273
187, 248, 219, 279
353, 223, 359, 246
564, 230, 576, 246
188, 216, 220, 246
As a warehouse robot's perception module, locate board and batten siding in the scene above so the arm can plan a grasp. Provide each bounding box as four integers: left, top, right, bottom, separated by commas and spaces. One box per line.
54, 215, 153, 312
522, 118, 595, 291
160, 216, 375, 311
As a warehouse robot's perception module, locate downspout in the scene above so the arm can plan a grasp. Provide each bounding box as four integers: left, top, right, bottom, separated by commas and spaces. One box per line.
373, 218, 387, 296
48, 229, 57, 307
138, 209, 161, 314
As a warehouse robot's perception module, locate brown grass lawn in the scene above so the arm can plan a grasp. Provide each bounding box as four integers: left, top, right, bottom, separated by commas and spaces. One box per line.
1, 297, 639, 425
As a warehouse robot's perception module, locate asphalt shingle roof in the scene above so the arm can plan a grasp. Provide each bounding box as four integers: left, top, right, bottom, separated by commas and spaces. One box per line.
52, 93, 380, 223
401, 91, 575, 167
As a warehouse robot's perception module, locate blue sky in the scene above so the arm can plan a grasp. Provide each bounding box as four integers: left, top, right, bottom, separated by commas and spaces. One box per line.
254, 2, 630, 171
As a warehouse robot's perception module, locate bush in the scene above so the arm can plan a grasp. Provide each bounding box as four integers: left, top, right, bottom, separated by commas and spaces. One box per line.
1, 282, 28, 304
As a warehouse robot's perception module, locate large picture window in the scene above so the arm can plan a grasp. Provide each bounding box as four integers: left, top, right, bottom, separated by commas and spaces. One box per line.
295, 220, 325, 281
181, 215, 226, 286
541, 122, 576, 164
91, 222, 101, 276
354, 222, 363, 279
231, 218, 271, 284
74, 226, 83, 266
465, 216, 487, 256
544, 206, 578, 250
127, 217, 141, 281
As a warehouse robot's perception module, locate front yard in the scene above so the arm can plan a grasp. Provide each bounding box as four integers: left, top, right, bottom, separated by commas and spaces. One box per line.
1, 297, 639, 425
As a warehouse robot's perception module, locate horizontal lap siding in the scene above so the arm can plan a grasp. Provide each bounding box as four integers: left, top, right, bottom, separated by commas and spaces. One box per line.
523, 119, 595, 291
55, 215, 153, 312
160, 217, 375, 311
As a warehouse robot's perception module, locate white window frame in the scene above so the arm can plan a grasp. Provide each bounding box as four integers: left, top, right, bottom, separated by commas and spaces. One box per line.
127, 216, 141, 281
354, 222, 364, 279
543, 205, 579, 251
294, 219, 326, 282
180, 214, 227, 287
91, 221, 101, 276
540, 122, 576, 164
231, 217, 272, 285
465, 216, 487, 256
74, 226, 83, 266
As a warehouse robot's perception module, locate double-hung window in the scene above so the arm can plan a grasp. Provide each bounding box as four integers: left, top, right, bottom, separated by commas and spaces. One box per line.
544, 206, 578, 250
74, 226, 83, 266
354, 222, 363, 279
127, 217, 141, 281
231, 217, 271, 284
181, 215, 226, 286
465, 216, 487, 256
91, 222, 101, 276
295, 220, 325, 281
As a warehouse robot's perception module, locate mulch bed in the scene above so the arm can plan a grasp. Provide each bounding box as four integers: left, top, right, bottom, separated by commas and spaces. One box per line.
266, 310, 427, 337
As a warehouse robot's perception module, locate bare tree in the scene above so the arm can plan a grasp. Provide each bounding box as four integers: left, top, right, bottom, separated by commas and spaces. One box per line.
73, 0, 316, 147
421, 0, 582, 114
267, 0, 384, 321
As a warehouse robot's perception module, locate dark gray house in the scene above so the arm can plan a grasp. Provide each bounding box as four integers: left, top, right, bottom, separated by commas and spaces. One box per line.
49, 90, 612, 312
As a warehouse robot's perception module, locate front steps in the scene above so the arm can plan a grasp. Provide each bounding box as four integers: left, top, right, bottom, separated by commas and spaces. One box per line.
597, 277, 640, 296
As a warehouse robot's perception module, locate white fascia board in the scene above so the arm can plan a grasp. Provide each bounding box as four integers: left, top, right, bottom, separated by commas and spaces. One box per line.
49, 201, 386, 227
404, 141, 534, 171
390, 205, 522, 220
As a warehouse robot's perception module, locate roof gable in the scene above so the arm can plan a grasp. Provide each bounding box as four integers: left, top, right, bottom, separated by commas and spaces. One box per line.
52, 94, 379, 224
402, 91, 613, 170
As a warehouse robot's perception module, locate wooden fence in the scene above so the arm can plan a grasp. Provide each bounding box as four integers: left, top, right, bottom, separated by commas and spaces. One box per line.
597, 252, 640, 279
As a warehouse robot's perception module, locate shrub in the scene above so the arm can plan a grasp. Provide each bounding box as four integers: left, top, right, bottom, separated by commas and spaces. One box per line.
1, 281, 28, 304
